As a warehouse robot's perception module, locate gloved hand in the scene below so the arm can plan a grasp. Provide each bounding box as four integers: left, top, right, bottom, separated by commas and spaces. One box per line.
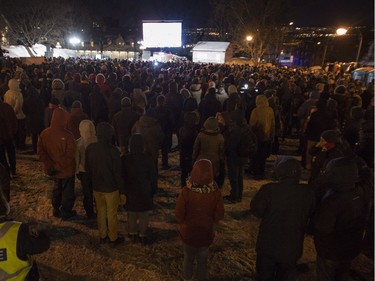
119, 194, 127, 205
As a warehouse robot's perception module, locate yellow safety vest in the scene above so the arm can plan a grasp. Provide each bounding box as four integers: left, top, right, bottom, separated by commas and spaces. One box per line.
0, 221, 32, 281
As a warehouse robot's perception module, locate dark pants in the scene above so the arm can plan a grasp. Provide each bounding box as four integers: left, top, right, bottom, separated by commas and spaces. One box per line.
180, 157, 193, 187
252, 141, 271, 178
78, 172, 94, 216
227, 162, 244, 201
316, 256, 351, 281
52, 176, 75, 217
183, 243, 209, 281
15, 118, 26, 149
256, 254, 296, 281
0, 140, 16, 174
161, 131, 172, 166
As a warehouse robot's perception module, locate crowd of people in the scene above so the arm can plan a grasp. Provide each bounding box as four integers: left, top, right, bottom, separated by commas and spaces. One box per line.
0, 56, 373, 281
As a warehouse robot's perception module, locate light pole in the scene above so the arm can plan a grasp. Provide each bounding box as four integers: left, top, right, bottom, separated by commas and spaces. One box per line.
321, 28, 347, 67
336, 27, 363, 64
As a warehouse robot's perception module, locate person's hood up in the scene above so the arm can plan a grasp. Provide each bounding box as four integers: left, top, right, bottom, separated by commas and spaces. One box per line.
96, 122, 114, 142
274, 156, 301, 181
186, 159, 218, 193
255, 94, 269, 107
79, 120, 97, 146
8, 78, 20, 91
50, 107, 69, 128
323, 157, 359, 190
52, 79, 64, 90
129, 134, 144, 154
96, 73, 105, 85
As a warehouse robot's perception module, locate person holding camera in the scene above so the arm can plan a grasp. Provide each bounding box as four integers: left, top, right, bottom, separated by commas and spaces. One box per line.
37, 107, 77, 220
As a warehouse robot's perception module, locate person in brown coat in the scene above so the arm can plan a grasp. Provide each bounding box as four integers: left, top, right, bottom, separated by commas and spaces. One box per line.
175, 159, 224, 281
37, 107, 77, 220
192, 117, 225, 187
66, 100, 89, 140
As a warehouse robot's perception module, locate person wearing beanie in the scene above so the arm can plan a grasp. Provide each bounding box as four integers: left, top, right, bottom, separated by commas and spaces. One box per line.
193, 117, 225, 187
309, 130, 344, 183
0, 178, 50, 280
75, 120, 97, 219
250, 157, 315, 281
313, 157, 373, 281
112, 97, 140, 155
66, 100, 89, 140
85, 122, 125, 246
121, 134, 156, 245
227, 84, 238, 96
175, 159, 224, 281
37, 107, 77, 220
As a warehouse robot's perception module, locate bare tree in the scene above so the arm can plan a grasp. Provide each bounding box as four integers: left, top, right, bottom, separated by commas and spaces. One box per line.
210, 0, 290, 63
1, 0, 90, 47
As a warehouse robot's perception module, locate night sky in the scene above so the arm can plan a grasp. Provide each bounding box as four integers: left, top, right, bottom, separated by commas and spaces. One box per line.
91, 0, 374, 28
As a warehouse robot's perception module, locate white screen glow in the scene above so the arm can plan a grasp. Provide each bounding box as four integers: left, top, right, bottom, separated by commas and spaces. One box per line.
143, 22, 182, 48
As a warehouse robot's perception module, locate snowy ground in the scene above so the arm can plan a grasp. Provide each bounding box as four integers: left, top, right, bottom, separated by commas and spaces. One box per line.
8, 138, 374, 281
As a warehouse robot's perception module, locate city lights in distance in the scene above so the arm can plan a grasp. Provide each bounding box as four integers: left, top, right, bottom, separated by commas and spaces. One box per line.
69, 37, 81, 45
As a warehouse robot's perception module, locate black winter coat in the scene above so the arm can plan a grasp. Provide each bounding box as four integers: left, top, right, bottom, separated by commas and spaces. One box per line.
250, 180, 315, 262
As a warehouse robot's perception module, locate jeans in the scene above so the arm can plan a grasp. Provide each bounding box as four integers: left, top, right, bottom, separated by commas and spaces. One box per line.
316, 256, 351, 281
227, 163, 244, 201
127, 211, 150, 237
94, 190, 120, 241
183, 243, 209, 281
15, 118, 26, 149
0, 140, 16, 174
78, 172, 94, 216
51, 176, 75, 217
256, 254, 296, 281
161, 131, 172, 166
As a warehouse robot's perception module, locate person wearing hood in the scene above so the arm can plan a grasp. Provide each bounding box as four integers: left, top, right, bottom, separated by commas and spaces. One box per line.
297, 90, 320, 132
313, 157, 373, 281
95, 73, 111, 99
0, 179, 50, 281
75, 120, 97, 219
175, 159, 224, 281
121, 134, 156, 245
249, 95, 275, 179
51, 79, 66, 108
66, 101, 89, 140
4, 78, 27, 150
85, 122, 125, 246
131, 86, 148, 115
250, 157, 315, 281
37, 107, 77, 220
192, 117, 225, 188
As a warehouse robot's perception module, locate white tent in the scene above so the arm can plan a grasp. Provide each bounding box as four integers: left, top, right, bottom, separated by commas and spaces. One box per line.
192, 41, 231, 64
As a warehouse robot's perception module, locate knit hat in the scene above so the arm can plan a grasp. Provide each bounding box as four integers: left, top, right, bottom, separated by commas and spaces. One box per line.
321, 130, 340, 144
203, 117, 219, 133
228, 85, 238, 95
324, 157, 359, 184
121, 97, 131, 107
274, 156, 301, 180
96, 122, 114, 142
71, 100, 82, 109
190, 159, 214, 185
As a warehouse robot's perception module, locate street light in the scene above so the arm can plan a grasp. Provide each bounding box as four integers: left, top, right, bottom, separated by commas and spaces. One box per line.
321, 28, 348, 67
336, 27, 363, 63
69, 36, 81, 47
246, 35, 253, 42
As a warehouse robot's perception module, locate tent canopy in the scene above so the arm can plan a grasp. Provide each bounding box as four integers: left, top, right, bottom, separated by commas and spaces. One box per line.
192, 41, 230, 52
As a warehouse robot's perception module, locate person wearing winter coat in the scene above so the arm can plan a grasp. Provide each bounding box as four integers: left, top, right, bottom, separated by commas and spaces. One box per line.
112, 97, 140, 155
37, 107, 77, 220
89, 84, 109, 125
66, 101, 89, 140
75, 120, 97, 219
250, 157, 315, 281
4, 78, 27, 149
22, 81, 45, 153
107, 88, 124, 122
165, 81, 185, 134
355, 106, 374, 169
95, 73, 111, 100
44, 97, 60, 128
51, 79, 65, 107
192, 117, 225, 188
175, 159, 224, 281
0, 99, 17, 177
131, 87, 148, 114
121, 134, 156, 245
85, 122, 125, 246
249, 95, 275, 179
342, 106, 364, 150
198, 88, 222, 127
131, 112, 164, 195
190, 78, 202, 105
313, 157, 373, 281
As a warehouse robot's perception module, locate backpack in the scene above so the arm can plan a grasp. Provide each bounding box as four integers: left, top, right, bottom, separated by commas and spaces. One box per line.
237, 125, 257, 158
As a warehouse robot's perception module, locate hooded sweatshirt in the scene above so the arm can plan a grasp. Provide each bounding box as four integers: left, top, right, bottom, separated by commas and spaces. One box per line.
37, 107, 76, 178
75, 120, 97, 173
250, 95, 275, 142
3, 79, 26, 120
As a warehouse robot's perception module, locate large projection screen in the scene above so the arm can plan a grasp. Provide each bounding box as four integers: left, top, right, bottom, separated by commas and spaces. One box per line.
142, 21, 182, 48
